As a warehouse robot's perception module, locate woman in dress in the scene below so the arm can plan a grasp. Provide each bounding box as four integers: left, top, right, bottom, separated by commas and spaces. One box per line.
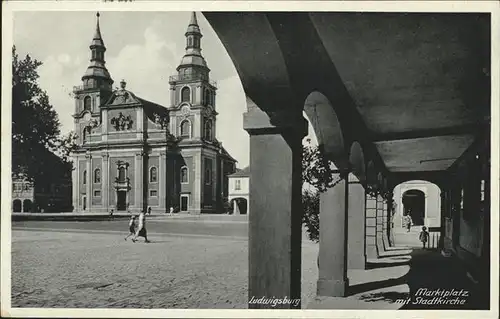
132, 210, 150, 243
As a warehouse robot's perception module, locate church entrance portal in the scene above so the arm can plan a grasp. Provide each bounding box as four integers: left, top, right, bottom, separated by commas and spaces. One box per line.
402, 189, 425, 226
117, 191, 127, 211
180, 195, 189, 212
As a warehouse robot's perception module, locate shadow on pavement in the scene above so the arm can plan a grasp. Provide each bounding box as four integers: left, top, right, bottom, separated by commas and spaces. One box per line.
349, 275, 407, 296
348, 237, 487, 310
400, 248, 485, 310
365, 260, 410, 269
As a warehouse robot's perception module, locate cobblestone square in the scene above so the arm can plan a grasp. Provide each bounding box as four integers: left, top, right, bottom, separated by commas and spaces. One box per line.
11, 226, 319, 309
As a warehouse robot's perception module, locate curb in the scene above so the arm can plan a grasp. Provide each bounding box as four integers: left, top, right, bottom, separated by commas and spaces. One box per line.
11, 215, 132, 222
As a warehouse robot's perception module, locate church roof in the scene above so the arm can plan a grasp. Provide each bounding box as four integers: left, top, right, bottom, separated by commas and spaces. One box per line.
81, 12, 113, 84
91, 12, 105, 48
220, 145, 237, 162
103, 81, 169, 117
186, 11, 201, 34
177, 12, 209, 72
139, 97, 169, 118
229, 166, 250, 177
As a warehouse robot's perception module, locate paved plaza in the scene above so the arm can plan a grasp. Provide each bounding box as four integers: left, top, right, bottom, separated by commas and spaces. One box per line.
11, 218, 319, 309
11, 218, 482, 309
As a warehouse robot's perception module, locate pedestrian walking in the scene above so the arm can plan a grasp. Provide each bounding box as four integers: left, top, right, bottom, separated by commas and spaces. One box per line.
124, 215, 137, 241
132, 210, 150, 243
404, 212, 412, 232
419, 226, 430, 249
108, 208, 114, 221
147, 206, 152, 215
169, 206, 174, 216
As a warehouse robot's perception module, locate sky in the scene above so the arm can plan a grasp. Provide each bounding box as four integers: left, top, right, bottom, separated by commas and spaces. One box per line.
13, 11, 318, 169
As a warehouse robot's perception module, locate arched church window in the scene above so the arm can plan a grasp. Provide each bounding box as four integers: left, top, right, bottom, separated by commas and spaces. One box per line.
94, 168, 101, 183
83, 170, 87, 185
181, 87, 190, 102
180, 166, 189, 183
118, 167, 126, 182
180, 120, 191, 138
84, 96, 91, 111
150, 167, 157, 183
204, 119, 212, 141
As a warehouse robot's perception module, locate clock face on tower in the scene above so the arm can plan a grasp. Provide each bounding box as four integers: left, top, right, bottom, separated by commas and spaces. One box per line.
83, 113, 91, 121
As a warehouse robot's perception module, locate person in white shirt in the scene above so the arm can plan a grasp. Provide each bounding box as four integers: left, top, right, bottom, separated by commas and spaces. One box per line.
132, 210, 150, 243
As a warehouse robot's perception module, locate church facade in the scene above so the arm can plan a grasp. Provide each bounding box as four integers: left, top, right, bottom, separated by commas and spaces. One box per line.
71, 12, 237, 214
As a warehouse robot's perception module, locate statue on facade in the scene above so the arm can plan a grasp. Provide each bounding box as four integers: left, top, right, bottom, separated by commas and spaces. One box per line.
153, 112, 169, 131
110, 112, 133, 131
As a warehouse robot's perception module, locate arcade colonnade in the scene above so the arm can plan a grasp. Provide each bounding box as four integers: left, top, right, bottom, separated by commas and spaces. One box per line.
203, 12, 491, 308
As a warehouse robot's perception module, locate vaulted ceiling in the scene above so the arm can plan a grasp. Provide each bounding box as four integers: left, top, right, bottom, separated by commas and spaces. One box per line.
204, 12, 491, 177
310, 12, 490, 173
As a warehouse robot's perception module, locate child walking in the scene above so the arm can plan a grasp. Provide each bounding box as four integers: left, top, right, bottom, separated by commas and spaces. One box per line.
124, 215, 137, 241
419, 226, 429, 249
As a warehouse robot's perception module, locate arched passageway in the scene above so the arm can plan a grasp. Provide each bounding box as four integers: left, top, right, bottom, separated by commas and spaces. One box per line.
402, 189, 425, 226
230, 197, 248, 215
13, 199, 22, 212
204, 11, 491, 309
23, 199, 32, 213
392, 181, 441, 229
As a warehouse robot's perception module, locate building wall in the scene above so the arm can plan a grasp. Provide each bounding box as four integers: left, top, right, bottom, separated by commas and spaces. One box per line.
228, 176, 250, 197
12, 181, 35, 212
442, 137, 490, 290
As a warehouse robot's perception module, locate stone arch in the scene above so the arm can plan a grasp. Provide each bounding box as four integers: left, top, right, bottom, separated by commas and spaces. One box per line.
23, 199, 32, 213
402, 189, 426, 226
203, 13, 295, 113
230, 197, 248, 215
303, 91, 348, 168
13, 199, 22, 212
348, 141, 366, 185
393, 180, 442, 228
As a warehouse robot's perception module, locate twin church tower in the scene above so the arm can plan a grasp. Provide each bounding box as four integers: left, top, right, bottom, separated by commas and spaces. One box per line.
71, 12, 236, 214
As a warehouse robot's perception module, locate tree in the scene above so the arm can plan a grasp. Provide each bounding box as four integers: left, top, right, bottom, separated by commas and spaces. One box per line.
301, 139, 343, 242
12, 46, 77, 181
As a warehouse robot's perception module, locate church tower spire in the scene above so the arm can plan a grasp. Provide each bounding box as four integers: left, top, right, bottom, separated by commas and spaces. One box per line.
176, 11, 209, 77
168, 11, 218, 144
80, 12, 113, 91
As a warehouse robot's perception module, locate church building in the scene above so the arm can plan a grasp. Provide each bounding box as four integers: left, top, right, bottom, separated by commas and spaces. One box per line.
71, 12, 237, 214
